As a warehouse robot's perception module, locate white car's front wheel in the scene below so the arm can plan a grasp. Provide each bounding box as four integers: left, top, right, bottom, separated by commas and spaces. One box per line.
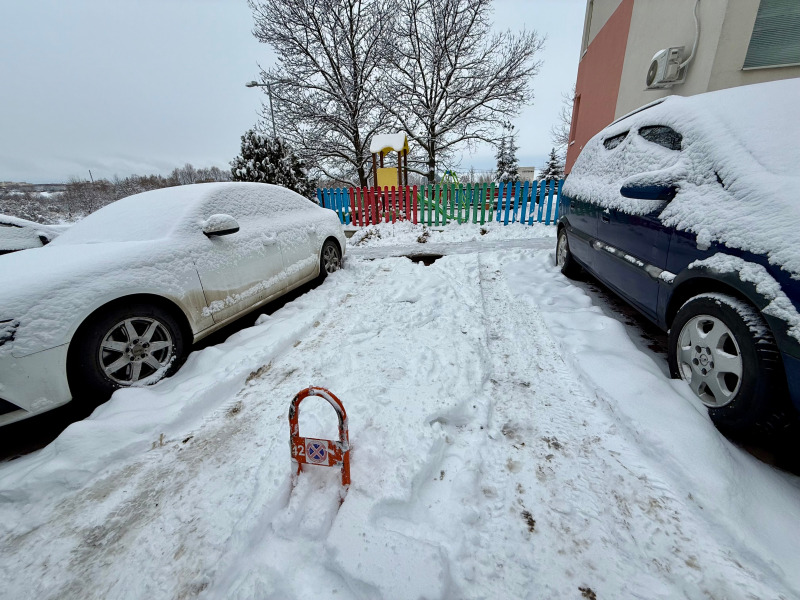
68, 302, 188, 400
319, 239, 342, 278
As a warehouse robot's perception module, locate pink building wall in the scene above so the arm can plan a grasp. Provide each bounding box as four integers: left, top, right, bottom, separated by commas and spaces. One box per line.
565, 0, 634, 174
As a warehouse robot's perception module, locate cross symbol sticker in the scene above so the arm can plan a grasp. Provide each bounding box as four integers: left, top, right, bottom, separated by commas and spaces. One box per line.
307, 441, 327, 463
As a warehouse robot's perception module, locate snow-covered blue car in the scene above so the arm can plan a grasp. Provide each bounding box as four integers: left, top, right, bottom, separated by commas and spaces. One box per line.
556, 78, 800, 435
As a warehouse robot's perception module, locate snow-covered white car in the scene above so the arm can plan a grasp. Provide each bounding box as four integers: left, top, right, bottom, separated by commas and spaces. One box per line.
557, 78, 800, 435
0, 214, 68, 255
0, 182, 346, 426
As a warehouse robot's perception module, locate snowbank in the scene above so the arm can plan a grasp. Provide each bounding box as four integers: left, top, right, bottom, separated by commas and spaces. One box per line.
347, 219, 555, 249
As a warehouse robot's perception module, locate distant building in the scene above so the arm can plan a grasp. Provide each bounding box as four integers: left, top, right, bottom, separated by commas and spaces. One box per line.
566, 0, 800, 173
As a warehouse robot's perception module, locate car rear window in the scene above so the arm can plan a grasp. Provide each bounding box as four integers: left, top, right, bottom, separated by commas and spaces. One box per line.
603, 132, 628, 150
638, 125, 682, 151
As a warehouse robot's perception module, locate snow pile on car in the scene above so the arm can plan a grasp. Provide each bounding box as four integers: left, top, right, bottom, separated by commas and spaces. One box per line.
0, 183, 340, 357
564, 78, 800, 275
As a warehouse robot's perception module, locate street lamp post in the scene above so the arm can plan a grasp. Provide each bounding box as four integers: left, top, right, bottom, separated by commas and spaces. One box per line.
246, 81, 277, 138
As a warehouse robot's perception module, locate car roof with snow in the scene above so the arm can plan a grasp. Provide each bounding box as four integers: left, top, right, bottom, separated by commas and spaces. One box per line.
563, 78, 800, 275
50, 182, 312, 245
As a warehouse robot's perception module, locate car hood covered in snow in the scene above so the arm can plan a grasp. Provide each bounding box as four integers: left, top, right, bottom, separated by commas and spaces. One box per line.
563, 78, 800, 276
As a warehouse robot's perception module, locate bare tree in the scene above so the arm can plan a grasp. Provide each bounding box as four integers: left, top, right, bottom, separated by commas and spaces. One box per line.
170, 163, 200, 186
249, 0, 392, 187
550, 85, 575, 160
60, 178, 114, 218
381, 0, 543, 183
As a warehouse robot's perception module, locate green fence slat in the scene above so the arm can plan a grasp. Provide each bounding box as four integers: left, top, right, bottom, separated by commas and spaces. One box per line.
455, 184, 462, 223
434, 185, 440, 226
428, 185, 433, 226
489, 183, 496, 222
478, 183, 485, 224
450, 183, 456, 222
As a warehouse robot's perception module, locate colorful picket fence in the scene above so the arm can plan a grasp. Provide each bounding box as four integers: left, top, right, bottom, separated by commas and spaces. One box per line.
317, 179, 564, 227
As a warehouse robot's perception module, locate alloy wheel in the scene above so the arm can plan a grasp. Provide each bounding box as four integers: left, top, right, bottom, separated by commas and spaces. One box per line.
99, 317, 174, 385
676, 315, 743, 407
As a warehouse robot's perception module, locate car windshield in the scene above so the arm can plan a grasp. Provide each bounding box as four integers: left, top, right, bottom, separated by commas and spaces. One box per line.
50, 186, 198, 244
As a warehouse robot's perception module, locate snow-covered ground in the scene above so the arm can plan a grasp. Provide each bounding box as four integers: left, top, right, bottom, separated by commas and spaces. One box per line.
1, 222, 799, 600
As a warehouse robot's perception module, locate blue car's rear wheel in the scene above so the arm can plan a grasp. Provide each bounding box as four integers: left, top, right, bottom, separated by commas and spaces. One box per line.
668, 293, 787, 435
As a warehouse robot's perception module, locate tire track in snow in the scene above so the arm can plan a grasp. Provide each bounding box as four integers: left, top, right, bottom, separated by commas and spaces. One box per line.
493, 249, 793, 600
427, 249, 784, 600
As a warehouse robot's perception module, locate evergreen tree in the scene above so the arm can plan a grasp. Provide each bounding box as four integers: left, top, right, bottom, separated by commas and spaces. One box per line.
505, 134, 520, 182
538, 147, 564, 182
230, 128, 315, 198
495, 132, 520, 183
494, 137, 508, 182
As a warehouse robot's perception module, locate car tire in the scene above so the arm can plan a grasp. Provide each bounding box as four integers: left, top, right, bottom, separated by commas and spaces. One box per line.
556, 228, 582, 279
319, 239, 342, 279
67, 302, 188, 400
668, 293, 787, 435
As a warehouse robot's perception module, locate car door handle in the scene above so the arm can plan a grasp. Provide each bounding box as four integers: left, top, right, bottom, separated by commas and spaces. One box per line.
601, 213, 610, 223
262, 233, 277, 246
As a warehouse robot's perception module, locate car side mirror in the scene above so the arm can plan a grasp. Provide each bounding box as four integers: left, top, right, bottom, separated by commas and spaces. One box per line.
620, 183, 677, 201
202, 214, 240, 237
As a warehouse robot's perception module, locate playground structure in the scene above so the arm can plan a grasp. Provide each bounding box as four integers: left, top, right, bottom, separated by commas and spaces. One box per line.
370, 133, 409, 189
441, 170, 459, 184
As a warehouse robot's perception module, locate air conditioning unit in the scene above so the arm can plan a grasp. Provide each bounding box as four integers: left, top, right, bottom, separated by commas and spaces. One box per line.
646, 47, 687, 89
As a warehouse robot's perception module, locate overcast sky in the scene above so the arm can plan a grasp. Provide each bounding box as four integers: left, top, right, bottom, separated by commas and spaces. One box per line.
0, 0, 585, 184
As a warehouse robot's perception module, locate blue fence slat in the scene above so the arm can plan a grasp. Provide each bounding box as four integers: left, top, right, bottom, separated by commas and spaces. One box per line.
536, 180, 547, 223
329, 188, 337, 221
553, 179, 563, 224
545, 179, 556, 225
333, 188, 341, 224
333, 188, 342, 223
519, 181, 529, 224
324, 188, 334, 217
527, 181, 537, 225
501, 183, 511, 225
512, 182, 522, 224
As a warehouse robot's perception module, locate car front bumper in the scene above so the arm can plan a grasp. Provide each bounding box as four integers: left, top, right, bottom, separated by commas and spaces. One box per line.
0, 343, 72, 426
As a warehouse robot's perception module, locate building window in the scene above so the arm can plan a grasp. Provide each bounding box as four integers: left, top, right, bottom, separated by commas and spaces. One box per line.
581, 0, 594, 56
569, 95, 581, 144
743, 0, 800, 69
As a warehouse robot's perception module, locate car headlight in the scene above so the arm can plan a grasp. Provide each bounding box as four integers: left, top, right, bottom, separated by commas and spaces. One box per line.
0, 319, 19, 347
